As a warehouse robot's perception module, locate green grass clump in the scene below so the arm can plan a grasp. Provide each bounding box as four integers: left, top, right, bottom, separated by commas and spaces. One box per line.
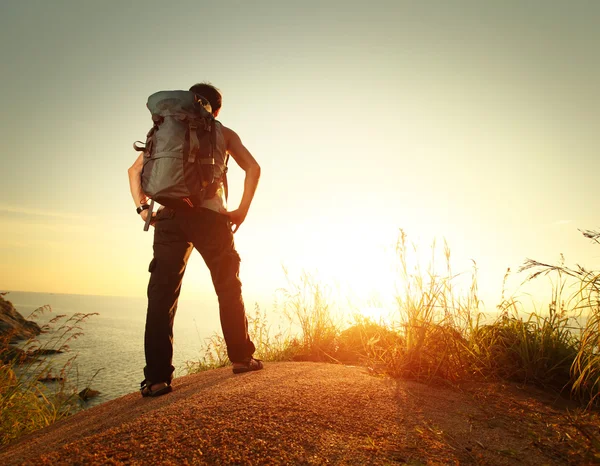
379, 231, 480, 382
473, 305, 579, 391
335, 315, 404, 366
518, 229, 600, 406
377, 229, 599, 406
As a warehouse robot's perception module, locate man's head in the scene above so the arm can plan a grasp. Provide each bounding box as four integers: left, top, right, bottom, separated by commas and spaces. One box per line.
189, 82, 222, 117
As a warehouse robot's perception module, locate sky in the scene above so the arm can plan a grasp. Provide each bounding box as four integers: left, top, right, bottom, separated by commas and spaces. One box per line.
1, 0, 599, 315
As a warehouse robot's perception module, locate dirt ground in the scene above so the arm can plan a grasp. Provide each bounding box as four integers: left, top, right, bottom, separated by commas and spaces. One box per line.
0, 362, 598, 465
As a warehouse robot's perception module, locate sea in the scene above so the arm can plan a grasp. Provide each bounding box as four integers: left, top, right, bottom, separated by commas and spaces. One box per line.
6, 291, 226, 408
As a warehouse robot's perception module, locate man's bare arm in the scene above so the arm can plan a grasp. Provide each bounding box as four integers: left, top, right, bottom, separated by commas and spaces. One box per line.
127, 153, 154, 224
128, 153, 146, 206
222, 126, 261, 233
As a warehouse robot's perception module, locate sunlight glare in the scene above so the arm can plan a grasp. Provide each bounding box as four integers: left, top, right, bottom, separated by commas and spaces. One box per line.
356, 306, 394, 325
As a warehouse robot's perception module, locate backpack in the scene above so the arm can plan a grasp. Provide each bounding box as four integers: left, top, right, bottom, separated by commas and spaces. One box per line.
134, 90, 229, 230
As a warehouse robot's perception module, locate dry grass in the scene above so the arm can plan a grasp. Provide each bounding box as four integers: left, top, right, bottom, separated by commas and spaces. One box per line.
0, 299, 96, 446
188, 229, 600, 416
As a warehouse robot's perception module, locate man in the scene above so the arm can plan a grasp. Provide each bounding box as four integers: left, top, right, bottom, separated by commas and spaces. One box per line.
128, 83, 263, 397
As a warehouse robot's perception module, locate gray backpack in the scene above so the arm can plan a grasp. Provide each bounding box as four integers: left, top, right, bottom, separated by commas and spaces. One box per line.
134, 90, 228, 230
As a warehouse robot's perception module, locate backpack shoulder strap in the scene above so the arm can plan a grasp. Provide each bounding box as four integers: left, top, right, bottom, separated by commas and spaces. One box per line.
213, 121, 229, 201
223, 151, 230, 201
143, 199, 155, 231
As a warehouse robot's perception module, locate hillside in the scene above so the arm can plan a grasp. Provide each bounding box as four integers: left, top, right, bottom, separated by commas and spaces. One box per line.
0, 362, 596, 465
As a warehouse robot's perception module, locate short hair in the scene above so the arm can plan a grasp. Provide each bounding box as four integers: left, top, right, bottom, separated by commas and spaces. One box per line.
189, 82, 222, 114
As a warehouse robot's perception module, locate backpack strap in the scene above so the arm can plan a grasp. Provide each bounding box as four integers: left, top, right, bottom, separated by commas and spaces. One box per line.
223, 152, 230, 201
187, 118, 222, 199
143, 199, 155, 231
188, 121, 200, 163
204, 119, 218, 185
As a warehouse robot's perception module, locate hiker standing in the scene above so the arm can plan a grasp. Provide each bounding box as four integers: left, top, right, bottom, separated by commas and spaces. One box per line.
128, 83, 263, 397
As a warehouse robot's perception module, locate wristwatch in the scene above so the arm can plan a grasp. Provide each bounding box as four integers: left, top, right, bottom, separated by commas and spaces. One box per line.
136, 204, 150, 215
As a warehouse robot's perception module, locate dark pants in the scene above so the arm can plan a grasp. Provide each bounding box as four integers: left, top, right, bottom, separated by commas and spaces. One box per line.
143, 207, 256, 384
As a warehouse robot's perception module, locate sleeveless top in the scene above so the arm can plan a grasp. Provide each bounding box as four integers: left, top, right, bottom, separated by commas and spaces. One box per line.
199, 121, 227, 213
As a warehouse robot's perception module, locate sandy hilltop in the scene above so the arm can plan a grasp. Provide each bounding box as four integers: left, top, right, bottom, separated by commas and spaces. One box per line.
1, 361, 596, 465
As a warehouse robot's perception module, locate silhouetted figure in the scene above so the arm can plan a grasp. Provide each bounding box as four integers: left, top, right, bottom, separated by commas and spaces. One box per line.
128, 83, 263, 397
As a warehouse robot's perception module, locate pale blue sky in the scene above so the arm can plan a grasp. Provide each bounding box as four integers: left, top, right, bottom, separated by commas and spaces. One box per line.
1, 0, 598, 312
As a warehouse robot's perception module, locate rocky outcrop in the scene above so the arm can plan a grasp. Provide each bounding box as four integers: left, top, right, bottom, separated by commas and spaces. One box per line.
78, 388, 101, 401
0, 294, 42, 343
